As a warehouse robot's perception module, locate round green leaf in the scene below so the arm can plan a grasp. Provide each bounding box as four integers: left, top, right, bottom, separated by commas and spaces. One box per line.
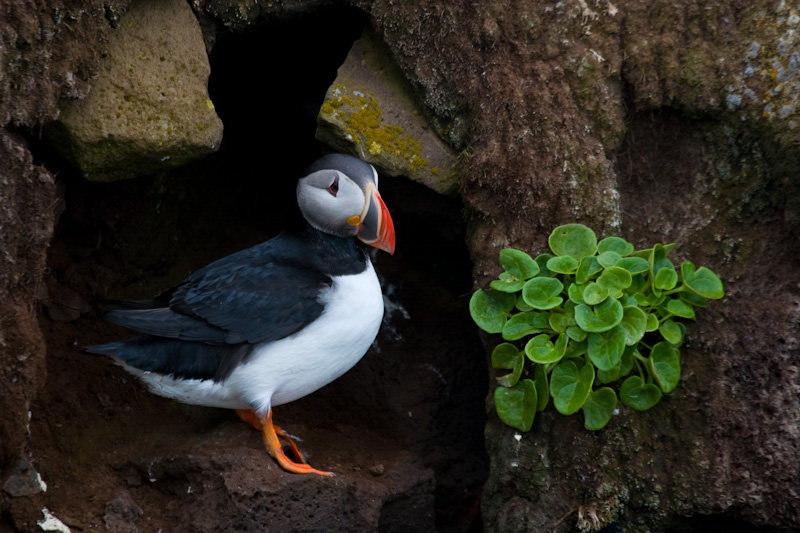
551, 302, 577, 333
659, 318, 683, 345
681, 261, 725, 299
597, 250, 622, 268
563, 298, 577, 317
492, 343, 524, 387
583, 282, 609, 305
491, 343, 520, 369
469, 289, 513, 333
649, 244, 675, 296
596, 362, 622, 384
550, 361, 594, 415
680, 291, 709, 308
615, 256, 650, 275
534, 365, 549, 412
494, 379, 537, 431
522, 277, 564, 310
620, 376, 662, 411
568, 283, 586, 305
621, 294, 638, 307
620, 345, 636, 377
575, 297, 624, 333
499, 248, 540, 281
525, 333, 568, 364
546, 255, 579, 274
533, 311, 552, 329
534, 253, 556, 278
654, 265, 678, 291
582, 387, 618, 430
515, 294, 534, 312
597, 266, 633, 292
502, 311, 546, 341
565, 338, 588, 358
490, 274, 525, 293
549, 224, 598, 260
598, 236, 634, 257
645, 312, 660, 332
648, 291, 666, 307
587, 327, 626, 371
576, 255, 603, 284
648, 342, 681, 393
618, 306, 647, 346
549, 313, 568, 333
666, 298, 695, 319
566, 326, 587, 342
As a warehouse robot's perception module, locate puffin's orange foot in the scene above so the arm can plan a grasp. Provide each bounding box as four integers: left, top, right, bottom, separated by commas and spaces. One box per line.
238, 409, 334, 477
236, 409, 306, 463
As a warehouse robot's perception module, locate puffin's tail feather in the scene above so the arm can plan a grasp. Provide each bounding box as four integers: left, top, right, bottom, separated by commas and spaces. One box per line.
84, 336, 250, 382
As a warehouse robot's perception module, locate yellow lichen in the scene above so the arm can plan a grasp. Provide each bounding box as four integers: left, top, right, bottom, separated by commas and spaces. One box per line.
322, 88, 430, 175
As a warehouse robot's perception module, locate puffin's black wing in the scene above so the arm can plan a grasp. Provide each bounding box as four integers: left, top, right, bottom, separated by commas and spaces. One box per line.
85, 234, 332, 381
85, 228, 373, 381
101, 235, 332, 346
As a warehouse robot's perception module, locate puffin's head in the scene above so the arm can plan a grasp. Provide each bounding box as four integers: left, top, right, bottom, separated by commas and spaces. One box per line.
297, 154, 396, 254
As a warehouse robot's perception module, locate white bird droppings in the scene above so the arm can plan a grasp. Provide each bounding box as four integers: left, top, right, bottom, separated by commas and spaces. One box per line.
38, 508, 70, 533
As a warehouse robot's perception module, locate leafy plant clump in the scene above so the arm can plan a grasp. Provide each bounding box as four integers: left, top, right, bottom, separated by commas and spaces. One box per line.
470, 224, 724, 432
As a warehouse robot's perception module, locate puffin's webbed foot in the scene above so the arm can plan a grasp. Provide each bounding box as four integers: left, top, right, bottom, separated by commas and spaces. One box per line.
235, 408, 334, 476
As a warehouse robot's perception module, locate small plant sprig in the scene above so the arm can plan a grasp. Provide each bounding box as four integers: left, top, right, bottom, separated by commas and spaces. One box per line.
470, 224, 724, 431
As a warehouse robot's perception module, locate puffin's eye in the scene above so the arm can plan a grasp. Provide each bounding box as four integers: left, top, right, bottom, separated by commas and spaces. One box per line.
327, 175, 339, 196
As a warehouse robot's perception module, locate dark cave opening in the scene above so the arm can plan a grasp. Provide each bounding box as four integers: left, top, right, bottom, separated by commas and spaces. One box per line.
205, 7, 369, 222
31, 6, 488, 532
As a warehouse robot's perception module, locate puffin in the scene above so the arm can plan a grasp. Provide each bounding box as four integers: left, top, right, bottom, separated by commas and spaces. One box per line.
86, 153, 395, 477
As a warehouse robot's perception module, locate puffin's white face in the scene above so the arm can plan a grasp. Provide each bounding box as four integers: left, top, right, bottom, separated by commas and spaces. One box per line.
296, 156, 395, 254
297, 169, 366, 238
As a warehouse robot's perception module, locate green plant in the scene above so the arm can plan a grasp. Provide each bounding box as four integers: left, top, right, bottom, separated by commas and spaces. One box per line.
469, 224, 724, 431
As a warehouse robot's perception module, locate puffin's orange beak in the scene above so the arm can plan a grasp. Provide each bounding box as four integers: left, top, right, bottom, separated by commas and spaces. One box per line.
356, 183, 395, 255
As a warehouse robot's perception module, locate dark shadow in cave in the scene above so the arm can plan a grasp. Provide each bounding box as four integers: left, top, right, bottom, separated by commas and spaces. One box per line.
205, 7, 369, 224
31, 5, 488, 533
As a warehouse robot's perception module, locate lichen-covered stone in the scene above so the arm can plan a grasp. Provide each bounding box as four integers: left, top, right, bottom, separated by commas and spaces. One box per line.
47, 0, 223, 182
316, 28, 459, 196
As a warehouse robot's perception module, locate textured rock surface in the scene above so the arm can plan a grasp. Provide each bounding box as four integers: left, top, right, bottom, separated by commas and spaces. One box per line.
363, 0, 800, 531
2, 0, 800, 531
1, 3, 487, 531
0, 131, 55, 521
46, 0, 223, 181
0, 0, 124, 523
317, 28, 459, 195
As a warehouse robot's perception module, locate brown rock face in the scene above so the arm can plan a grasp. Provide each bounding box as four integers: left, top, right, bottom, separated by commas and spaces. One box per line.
2, 0, 800, 531
46, 0, 224, 181
367, 0, 800, 530
2, 4, 486, 531
0, 131, 54, 490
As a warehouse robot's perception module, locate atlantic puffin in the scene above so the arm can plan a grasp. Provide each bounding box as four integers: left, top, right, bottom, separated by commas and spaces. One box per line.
86, 153, 395, 476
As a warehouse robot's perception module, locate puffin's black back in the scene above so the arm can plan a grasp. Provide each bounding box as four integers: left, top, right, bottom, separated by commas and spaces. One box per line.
86, 227, 371, 382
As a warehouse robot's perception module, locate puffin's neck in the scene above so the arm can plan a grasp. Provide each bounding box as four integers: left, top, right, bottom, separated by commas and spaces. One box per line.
287, 220, 370, 276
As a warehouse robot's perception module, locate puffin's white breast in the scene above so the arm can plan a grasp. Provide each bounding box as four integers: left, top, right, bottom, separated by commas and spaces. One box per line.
233, 260, 384, 412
